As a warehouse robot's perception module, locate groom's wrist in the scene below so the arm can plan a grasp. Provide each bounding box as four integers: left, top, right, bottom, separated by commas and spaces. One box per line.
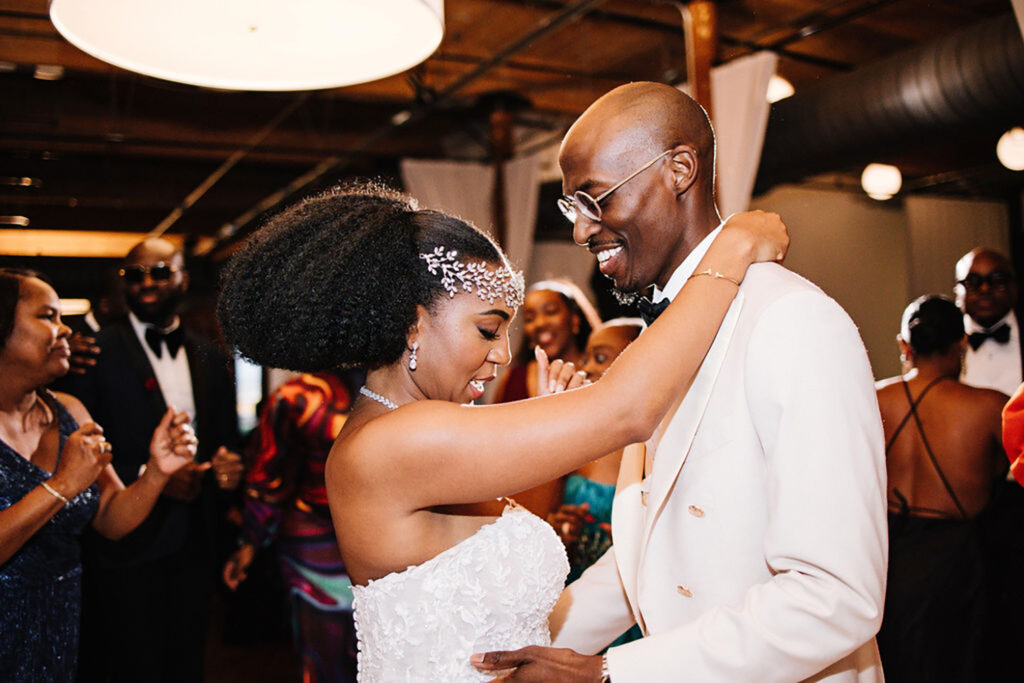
600, 653, 611, 682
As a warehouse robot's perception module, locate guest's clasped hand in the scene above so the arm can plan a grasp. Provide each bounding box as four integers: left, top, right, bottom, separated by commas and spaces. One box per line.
549, 502, 590, 551
49, 421, 114, 499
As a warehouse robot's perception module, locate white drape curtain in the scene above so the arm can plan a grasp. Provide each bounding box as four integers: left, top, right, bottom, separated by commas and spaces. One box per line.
399, 154, 541, 276
707, 51, 777, 217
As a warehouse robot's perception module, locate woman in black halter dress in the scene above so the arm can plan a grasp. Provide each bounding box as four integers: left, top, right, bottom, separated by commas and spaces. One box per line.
874, 295, 1008, 683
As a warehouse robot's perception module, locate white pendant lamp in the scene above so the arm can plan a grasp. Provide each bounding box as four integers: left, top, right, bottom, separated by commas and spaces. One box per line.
996, 127, 1024, 171
49, 0, 445, 91
860, 163, 902, 201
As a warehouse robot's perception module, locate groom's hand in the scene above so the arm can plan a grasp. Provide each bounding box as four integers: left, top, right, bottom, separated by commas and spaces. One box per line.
471, 646, 602, 681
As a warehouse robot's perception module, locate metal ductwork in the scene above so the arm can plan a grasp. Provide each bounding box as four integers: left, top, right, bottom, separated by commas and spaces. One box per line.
754, 13, 1024, 194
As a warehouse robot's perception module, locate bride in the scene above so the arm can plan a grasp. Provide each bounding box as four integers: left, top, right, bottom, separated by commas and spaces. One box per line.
217, 184, 786, 681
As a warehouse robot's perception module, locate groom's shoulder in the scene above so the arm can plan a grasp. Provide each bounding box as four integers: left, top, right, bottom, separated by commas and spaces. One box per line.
740, 262, 827, 305
740, 263, 856, 331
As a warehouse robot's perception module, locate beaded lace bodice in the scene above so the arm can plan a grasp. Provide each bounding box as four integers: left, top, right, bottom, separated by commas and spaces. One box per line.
351, 504, 569, 682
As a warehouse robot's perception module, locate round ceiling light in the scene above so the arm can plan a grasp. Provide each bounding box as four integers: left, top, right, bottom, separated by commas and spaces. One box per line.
996, 127, 1024, 171
860, 163, 902, 201
50, 0, 445, 91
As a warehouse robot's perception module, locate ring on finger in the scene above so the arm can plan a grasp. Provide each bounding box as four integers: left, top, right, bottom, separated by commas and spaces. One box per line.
561, 521, 572, 536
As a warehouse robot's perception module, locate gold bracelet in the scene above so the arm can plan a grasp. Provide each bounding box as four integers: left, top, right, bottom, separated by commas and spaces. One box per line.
41, 480, 70, 506
688, 268, 741, 286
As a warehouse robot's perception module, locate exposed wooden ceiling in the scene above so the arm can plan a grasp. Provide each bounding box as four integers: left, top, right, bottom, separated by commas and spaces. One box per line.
1, 0, 1021, 266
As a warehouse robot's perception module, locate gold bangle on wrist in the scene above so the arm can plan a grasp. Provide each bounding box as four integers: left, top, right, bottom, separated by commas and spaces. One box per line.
688, 268, 741, 286
41, 480, 70, 506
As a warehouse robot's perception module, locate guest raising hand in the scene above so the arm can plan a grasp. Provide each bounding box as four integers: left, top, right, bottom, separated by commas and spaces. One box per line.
0, 268, 197, 682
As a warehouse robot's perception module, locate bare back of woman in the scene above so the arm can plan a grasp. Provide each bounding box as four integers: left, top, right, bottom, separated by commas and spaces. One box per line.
878, 375, 1006, 520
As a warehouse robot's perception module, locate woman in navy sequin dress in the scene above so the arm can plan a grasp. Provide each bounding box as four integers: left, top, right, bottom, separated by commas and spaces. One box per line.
0, 269, 197, 681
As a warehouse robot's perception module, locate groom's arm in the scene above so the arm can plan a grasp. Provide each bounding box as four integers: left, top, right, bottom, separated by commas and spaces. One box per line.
549, 547, 636, 653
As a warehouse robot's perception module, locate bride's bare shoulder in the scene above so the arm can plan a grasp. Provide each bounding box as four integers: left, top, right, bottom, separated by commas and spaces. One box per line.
327, 400, 462, 478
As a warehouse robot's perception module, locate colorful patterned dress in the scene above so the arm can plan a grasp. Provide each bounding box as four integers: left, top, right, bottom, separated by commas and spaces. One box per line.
241, 371, 362, 683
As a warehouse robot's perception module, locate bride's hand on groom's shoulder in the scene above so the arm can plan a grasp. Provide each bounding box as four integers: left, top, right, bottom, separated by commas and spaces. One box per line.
535, 347, 589, 397
723, 209, 789, 265
471, 646, 602, 682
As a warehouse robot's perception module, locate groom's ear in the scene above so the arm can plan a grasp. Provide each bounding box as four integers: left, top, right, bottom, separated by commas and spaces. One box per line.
669, 145, 698, 197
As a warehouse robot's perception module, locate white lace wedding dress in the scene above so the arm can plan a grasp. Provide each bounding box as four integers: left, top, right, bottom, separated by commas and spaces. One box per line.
352, 503, 569, 682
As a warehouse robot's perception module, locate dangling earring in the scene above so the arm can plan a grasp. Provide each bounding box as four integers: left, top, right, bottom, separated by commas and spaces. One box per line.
409, 341, 419, 371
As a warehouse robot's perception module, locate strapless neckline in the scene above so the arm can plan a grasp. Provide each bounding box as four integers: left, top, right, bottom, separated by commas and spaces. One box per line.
356, 502, 523, 589
351, 501, 568, 681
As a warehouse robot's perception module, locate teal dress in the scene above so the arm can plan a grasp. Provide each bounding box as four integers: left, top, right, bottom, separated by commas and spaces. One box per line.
562, 473, 641, 646
0, 394, 100, 681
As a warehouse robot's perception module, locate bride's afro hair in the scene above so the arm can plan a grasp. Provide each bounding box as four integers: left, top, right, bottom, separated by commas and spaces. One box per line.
217, 183, 509, 372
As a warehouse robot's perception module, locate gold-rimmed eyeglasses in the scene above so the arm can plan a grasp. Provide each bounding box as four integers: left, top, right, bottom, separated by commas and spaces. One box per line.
557, 149, 673, 224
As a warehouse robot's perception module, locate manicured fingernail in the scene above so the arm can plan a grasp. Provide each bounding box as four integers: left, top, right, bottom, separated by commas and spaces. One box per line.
470, 654, 484, 665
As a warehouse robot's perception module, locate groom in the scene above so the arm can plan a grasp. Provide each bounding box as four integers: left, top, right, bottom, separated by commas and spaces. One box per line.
474, 83, 887, 681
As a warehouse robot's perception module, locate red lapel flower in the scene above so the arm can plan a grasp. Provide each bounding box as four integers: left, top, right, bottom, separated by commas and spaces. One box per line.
144, 377, 159, 392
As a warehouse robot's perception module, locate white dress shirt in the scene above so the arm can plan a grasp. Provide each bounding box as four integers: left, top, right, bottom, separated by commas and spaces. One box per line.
129, 312, 197, 423
961, 311, 1021, 396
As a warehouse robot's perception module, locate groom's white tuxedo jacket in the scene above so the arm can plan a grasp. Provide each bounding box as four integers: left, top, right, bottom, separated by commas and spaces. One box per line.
551, 238, 888, 682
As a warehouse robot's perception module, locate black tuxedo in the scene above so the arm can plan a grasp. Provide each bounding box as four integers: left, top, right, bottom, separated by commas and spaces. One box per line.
62, 317, 239, 682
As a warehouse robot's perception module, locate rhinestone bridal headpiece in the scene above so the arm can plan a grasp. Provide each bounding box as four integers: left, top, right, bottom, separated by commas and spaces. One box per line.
420, 247, 525, 309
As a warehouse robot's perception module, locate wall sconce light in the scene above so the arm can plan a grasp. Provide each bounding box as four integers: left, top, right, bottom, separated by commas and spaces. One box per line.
860, 163, 902, 200
767, 74, 794, 104
997, 127, 1024, 171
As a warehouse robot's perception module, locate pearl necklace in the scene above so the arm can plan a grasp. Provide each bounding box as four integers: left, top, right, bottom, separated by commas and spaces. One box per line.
359, 386, 398, 411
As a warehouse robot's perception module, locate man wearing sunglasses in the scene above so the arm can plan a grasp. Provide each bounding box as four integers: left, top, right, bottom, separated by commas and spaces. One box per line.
955, 246, 1022, 683
475, 83, 886, 682
955, 247, 1021, 396
63, 238, 242, 683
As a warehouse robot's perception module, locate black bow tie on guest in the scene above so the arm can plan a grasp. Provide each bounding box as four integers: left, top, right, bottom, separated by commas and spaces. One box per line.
637, 297, 670, 326
967, 323, 1011, 351
144, 325, 184, 359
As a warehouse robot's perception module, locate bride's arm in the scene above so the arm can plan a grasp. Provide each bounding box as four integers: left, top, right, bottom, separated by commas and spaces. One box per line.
335, 211, 787, 508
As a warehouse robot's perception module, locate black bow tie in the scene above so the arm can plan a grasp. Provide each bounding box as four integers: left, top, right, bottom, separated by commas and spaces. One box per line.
968, 323, 1011, 350
144, 325, 184, 359
637, 297, 670, 326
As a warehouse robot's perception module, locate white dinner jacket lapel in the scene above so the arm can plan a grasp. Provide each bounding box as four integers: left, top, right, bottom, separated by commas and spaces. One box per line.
612, 442, 647, 633
610, 293, 744, 633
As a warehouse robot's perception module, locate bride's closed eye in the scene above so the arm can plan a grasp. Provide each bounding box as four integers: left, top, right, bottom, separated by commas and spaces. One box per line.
478, 327, 500, 341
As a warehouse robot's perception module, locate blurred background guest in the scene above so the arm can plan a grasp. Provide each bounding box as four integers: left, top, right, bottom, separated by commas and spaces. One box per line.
487, 279, 600, 518
0, 267, 197, 681
223, 368, 364, 683
875, 294, 1008, 683
1002, 382, 1024, 487
954, 247, 1023, 681
61, 238, 242, 683
494, 279, 600, 402
550, 317, 643, 583
955, 247, 1020, 395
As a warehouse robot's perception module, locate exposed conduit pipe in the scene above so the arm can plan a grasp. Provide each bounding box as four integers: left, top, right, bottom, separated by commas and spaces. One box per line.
754, 13, 1024, 194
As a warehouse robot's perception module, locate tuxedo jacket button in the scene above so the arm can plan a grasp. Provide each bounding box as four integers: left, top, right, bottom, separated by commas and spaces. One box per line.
688, 505, 705, 517
676, 585, 693, 598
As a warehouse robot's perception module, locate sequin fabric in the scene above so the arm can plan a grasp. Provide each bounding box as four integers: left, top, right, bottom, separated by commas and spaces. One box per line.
0, 393, 99, 681
351, 505, 569, 682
